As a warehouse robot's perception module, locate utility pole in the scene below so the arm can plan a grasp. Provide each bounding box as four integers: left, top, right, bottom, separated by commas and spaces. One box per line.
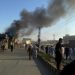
38, 27, 41, 51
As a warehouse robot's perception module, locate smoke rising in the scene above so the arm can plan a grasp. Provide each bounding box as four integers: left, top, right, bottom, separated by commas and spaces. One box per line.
6, 0, 75, 37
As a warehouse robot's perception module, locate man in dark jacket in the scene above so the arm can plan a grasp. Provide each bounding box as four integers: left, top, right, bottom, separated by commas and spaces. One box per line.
55, 38, 64, 71
27, 45, 32, 60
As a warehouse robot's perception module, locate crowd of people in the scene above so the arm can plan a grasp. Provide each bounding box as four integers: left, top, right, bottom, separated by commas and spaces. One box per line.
39, 38, 75, 74
23, 38, 75, 74
40, 42, 75, 61
55, 38, 75, 75
24, 43, 38, 60
0, 40, 14, 53
0, 37, 75, 75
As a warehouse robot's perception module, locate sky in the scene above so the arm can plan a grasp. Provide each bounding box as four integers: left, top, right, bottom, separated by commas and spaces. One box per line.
0, 0, 75, 41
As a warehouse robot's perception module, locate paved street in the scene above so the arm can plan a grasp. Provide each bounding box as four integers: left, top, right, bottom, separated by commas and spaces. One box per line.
0, 48, 55, 75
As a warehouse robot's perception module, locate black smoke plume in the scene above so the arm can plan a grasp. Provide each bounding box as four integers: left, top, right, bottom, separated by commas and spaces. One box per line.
6, 0, 75, 37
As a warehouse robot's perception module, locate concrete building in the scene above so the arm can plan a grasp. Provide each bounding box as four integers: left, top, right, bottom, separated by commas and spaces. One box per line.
63, 35, 75, 47
63, 35, 75, 42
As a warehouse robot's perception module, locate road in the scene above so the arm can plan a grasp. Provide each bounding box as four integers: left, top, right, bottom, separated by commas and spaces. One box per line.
0, 48, 55, 75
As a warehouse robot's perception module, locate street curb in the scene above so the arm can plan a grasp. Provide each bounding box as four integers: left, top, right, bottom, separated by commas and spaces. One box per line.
37, 55, 61, 74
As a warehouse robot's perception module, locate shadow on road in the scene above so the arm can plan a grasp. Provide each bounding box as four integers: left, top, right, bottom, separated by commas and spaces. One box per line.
34, 57, 56, 75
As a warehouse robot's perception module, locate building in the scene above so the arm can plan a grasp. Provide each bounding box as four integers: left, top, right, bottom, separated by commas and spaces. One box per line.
63, 35, 75, 47
63, 35, 75, 43
40, 40, 58, 46
22, 38, 32, 44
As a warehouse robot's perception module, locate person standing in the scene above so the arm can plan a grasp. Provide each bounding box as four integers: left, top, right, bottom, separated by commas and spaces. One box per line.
27, 44, 32, 60
55, 38, 64, 71
65, 47, 70, 60
34, 45, 38, 58
10, 42, 14, 52
32, 45, 38, 59
1, 42, 5, 52
45, 45, 48, 54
